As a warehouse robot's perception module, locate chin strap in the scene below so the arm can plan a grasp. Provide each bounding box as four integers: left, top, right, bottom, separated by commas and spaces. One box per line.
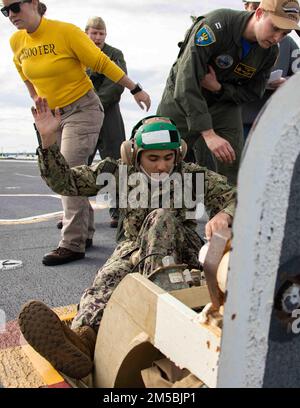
139, 165, 174, 185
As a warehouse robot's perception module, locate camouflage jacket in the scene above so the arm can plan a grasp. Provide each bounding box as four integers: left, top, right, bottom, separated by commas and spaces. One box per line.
38, 144, 236, 256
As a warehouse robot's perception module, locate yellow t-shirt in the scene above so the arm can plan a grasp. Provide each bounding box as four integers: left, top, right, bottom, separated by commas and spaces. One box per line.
10, 18, 125, 109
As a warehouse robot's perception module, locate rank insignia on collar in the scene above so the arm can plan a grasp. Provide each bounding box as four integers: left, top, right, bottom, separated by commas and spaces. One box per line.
195, 25, 216, 47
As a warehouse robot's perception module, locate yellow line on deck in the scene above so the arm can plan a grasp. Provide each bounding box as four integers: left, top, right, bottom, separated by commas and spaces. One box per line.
22, 344, 64, 386
0, 200, 108, 225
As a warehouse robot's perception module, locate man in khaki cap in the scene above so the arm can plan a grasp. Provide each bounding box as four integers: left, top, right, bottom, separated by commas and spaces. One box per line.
260, 0, 300, 30
242, 0, 300, 139
157, 0, 300, 185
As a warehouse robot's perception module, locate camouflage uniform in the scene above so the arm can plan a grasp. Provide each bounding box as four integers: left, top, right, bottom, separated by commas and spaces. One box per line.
38, 144, 236, 332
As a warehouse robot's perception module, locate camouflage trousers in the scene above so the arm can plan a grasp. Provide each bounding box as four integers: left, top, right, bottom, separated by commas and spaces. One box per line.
71, 209, 203, 332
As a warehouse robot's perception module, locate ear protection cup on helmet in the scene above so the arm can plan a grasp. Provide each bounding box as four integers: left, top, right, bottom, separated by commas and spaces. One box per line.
120, 140, 135, 165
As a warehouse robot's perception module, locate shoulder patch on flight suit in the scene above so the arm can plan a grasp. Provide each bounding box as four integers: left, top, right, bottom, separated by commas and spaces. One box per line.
234, 63, 257, 79
195, 25, 216, 47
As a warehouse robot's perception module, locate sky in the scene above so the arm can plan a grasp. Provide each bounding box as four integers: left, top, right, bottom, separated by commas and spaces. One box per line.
0, 0, 298, 153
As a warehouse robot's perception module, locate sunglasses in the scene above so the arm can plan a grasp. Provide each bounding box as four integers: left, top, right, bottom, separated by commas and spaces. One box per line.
1, 0, 32, 17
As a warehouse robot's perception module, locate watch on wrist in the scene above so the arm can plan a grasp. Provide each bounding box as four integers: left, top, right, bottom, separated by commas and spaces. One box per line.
130, 83, 143, 95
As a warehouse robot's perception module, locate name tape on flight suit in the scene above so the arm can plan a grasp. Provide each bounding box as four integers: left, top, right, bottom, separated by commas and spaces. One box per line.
234, 63, 257, 79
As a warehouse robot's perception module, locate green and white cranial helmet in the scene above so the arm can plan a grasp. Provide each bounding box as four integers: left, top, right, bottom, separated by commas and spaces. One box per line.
131, 116, 184, 166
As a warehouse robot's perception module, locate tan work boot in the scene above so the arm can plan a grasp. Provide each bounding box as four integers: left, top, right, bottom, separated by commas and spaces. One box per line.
18, 301, 96, 379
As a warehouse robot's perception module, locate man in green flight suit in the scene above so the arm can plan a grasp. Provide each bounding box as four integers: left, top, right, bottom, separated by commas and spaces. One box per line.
18, 97, 236, 380
157, 0, 300, 185
86, 16, 127, 228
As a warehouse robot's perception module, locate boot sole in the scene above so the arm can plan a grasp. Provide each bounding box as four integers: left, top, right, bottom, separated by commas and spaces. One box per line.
18, 301, 92, 379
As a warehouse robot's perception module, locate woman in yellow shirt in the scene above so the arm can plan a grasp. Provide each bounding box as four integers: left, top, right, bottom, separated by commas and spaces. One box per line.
2, 0, 151, 266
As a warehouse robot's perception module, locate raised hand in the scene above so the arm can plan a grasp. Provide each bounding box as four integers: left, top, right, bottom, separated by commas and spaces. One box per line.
31, 97, 61, 149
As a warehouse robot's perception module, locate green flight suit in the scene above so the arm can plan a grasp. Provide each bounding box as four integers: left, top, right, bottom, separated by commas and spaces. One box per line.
157, 9, 279, 185
88, 43, 127, 162
88, 43, 127, 221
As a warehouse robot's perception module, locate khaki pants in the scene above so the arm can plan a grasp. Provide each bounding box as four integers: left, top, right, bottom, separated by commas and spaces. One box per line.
57, 90, 104, 253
